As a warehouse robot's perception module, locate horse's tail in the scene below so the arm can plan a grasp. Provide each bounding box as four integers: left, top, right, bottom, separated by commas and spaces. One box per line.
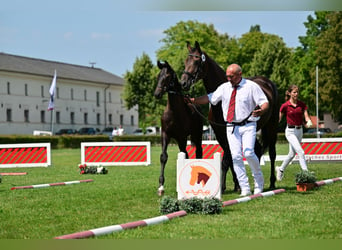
260, 78, 279, 155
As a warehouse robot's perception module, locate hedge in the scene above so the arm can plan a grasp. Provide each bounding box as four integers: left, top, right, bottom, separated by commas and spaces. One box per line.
0, 132, 341, 149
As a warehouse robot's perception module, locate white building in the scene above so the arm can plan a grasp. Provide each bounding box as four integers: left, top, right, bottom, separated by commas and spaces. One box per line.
0, 53, 138, 135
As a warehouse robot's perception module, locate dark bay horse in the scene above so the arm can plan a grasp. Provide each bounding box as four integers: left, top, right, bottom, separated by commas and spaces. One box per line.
180, 41, 279, 192
154, 60, 203, 196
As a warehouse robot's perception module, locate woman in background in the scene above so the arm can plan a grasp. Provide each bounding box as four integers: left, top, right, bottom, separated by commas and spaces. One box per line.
276, 85, 313, 181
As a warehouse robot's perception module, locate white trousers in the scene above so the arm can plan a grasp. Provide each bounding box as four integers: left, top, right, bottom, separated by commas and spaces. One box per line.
226, 122, 264, 193
279, 127, 308, 171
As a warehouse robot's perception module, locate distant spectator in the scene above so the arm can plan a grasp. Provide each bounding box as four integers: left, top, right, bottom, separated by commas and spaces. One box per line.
112, 127, 118, 137
118, 125, 124, 136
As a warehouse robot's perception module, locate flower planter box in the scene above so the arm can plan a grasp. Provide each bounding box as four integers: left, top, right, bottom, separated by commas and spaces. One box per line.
296, 183, 316, 192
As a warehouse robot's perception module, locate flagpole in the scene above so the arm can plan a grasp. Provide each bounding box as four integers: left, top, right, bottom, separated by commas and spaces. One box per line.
316, 66, 319, 138
48, 70, 57, 135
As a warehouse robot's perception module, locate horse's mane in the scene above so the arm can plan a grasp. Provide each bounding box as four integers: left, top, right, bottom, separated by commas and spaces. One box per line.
202, 52, 227, 93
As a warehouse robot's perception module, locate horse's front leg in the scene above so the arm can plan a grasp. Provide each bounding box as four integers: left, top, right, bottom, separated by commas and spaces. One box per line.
158, 134, 170, 196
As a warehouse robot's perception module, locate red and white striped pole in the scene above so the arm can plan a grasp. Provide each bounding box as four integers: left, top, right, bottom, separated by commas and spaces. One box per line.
0, 172, 27, 176
315, 177, 342, 187
11, 179, 93, 190
55, 210, 187, 239
222, 189, 286, 207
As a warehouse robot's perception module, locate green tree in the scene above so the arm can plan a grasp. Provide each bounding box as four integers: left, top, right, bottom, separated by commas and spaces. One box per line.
123, 53, 161, 128
288, 11, 330, 117
249, 36, 292, 95
315, 11, 342, 122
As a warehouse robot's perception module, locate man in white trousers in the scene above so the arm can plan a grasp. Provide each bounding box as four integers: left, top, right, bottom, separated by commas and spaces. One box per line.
189, 64, 269, 196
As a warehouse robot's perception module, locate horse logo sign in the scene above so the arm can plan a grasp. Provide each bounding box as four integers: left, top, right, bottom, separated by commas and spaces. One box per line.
177, 152, 221, 200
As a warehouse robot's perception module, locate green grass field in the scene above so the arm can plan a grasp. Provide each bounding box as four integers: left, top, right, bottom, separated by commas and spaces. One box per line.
0, 143, 341, 239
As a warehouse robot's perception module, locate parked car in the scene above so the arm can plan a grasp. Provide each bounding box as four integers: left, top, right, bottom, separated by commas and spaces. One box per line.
78, 127, 99, 135
305, 128, 332, 135
145, 126, 160, 135
101, 127, 114, 140
55, 128, 77, 135
132, 128, 144, 136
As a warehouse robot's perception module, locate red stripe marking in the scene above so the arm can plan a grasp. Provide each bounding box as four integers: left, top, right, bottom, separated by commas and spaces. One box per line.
186, 145, 196, 159
307, 142, 323, 155
87, 146, 101, 162
9, 148, 25, 163
16, 148, 32, 164
28, 147, 45, 163
331, 143, 342, 154
126, 146, 140, 162
96, 146, 113, 162
302, 142, 317, 154
133, 147, 147, 162
107, 146, 125, 162
34, 148, 47, 163
316, 142, 327, 154
91, 147, 108, 163
50, 182, 66, 186
5, 148, 19, 164
321, 142, 337, 154
22, 148, 37, 163
55, 231, 95, 239
0, 148, 12, 163
120, 220, 147, 230
203, 144, 222, 159
101, 147, 113, 162
114, 146, 133, 162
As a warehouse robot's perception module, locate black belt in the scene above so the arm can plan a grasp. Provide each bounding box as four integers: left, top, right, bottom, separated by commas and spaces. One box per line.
227, 120, 254, 134
288, 125, 302, 129
227, 120, 254, 127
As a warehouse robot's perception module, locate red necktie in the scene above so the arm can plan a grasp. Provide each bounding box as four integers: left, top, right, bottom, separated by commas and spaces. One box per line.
226, 86, 238, 122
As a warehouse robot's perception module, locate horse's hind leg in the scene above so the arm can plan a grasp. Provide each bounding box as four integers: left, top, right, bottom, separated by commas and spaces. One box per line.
158, 134, 170, 196
268, 134, 277, 189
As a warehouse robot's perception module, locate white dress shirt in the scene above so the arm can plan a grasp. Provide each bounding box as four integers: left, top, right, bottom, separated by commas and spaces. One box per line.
208, 78, 268, 123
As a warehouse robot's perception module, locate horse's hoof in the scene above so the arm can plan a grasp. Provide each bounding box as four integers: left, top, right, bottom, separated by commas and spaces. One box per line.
158, 190, 165, 196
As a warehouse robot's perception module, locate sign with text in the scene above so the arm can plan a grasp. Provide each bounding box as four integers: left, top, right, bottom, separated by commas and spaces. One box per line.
177, 152, 221, 200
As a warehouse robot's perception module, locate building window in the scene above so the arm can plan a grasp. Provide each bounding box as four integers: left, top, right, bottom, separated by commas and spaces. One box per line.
41, 86, 44, 97
96, 91, 100, 107
120, 114, 123, 125
57, 87, 59, 99
97, 113, 100, 125
70, 112, 75, 124
84, 113, 88, 124
25, 84, 28, 96
130, 115, 134, 126
109, 92, 112, 103
7, 82, 10, 95
24, 110, 29, 122
71, 88, 74, 100
56, 111, 60, 124
6, 109, 12, 122
84, 90, 87, 101
108, 114, 112, 125
40, 110, 45, 123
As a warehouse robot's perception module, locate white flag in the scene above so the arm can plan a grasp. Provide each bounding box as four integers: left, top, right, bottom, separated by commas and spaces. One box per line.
48, 70, 57, 111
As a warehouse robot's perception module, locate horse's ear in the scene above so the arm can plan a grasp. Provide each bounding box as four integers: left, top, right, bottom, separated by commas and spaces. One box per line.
164, 60, 170, 68
195, 41, 202, 53
186, 41, 192, 52
157, 60, 163, 69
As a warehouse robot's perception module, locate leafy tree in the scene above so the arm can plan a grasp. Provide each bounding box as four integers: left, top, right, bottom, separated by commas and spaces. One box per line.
288, 11, 330, 118
249, 36, 292, 95
123, 53, 162, 128
315, 11, 342, 122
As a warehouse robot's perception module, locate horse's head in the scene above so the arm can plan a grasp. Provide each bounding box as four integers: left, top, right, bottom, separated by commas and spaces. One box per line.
180, 41, 206, 91
154, 60, 178, 99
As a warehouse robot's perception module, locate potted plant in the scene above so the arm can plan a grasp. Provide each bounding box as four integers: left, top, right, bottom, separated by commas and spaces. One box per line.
295, 170, 317, 192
